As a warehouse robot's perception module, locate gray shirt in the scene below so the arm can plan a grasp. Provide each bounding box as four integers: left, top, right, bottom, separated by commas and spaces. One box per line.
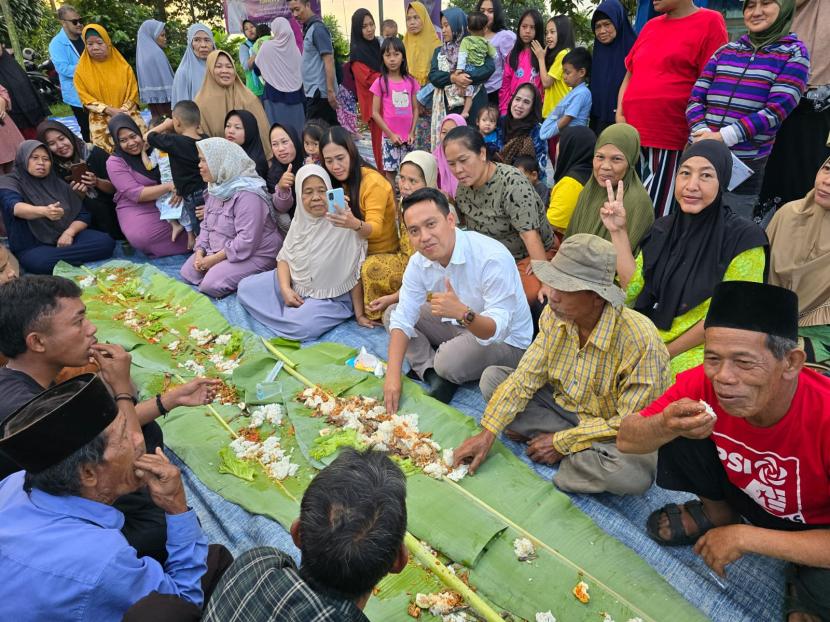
301, 16, 336, 98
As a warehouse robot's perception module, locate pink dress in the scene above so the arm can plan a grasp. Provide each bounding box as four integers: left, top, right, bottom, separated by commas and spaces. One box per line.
180, 190, 282, 298
0, 86, 24, 167
106, 156, 190, 258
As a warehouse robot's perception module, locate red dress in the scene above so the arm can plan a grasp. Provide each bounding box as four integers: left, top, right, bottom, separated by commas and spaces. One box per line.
351, 61, 383, 169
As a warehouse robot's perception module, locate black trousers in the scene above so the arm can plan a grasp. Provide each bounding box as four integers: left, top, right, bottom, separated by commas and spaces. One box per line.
122, 544, 234, 622
305, 92, 339, 127
658, 437, 830, 620
71, 105, 90, 142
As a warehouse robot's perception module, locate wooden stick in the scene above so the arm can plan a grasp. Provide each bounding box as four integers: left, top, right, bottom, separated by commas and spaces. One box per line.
404, 533, 504, 622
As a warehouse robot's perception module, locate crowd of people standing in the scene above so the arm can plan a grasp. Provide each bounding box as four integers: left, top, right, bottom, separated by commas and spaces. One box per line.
0, 0, 829, 619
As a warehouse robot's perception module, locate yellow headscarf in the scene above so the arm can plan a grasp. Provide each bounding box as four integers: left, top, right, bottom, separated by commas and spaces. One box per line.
403, 2, 441, 85
74, 24, 139, 108
194, 50, 272, 160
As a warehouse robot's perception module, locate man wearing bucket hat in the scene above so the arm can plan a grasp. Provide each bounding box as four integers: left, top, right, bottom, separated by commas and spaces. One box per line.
618, 281, 830, 620
0, 374, 232, 621
454, 233, 671, 495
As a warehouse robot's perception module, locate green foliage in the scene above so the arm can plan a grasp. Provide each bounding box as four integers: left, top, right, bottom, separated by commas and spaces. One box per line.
447, 0, 549, 31
218, 446, 256, 482
0, 0, 45, 47
17, 9, 59, 58
322, 14, 349, 65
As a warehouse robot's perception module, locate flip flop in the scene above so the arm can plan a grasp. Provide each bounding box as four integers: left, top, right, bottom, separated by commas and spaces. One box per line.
646, 500, 715, 546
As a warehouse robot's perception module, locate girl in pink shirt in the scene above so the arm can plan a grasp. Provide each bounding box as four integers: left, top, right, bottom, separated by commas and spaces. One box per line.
371, 38, 420, 185
499, 9, 544, 115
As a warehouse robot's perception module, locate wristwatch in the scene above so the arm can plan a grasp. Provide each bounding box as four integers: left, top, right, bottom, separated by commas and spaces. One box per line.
459, 307, 476, 327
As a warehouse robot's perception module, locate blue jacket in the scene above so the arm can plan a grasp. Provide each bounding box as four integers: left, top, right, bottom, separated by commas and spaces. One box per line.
48, 28, 82, 107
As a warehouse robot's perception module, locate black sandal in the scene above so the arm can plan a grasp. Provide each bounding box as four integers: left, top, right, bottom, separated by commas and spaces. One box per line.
646, 500, 715, 546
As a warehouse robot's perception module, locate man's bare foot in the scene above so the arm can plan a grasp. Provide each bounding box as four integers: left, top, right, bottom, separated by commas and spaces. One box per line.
186, 231, 196, 251
170, 220, 183, 242
504, 429, 531, 443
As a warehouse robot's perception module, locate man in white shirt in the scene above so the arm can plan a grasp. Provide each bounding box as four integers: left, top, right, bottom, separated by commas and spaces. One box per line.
383, 188, 532, 411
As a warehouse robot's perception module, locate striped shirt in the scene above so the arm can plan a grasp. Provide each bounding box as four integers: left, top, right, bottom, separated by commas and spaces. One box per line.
203, 547, 369, 622
481, 304, 671, 454
686, 33, 810, 160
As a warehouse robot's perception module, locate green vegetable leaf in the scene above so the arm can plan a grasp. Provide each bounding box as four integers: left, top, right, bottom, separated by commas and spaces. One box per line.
223, 330, 245, 358
309, 428, 365, 460
217, 446, 256, 482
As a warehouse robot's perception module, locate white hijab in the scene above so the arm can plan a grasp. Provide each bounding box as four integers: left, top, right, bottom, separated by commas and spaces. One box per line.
197, 137, 270, 204
278, 165, 367, 299
255, 17, 303, 93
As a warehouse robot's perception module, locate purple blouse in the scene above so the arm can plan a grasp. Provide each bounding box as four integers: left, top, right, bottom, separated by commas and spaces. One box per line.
106, 156, 189, 258
196, 190, 282, 262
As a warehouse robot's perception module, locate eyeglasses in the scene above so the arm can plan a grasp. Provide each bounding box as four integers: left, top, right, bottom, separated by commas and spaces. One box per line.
63, 18, 83, 25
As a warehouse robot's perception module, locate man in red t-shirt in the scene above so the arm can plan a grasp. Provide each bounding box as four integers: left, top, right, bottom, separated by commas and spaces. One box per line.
618, 281, 830, 622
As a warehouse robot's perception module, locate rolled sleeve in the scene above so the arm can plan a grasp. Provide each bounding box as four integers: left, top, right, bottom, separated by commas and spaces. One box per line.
388, 262, 426, 338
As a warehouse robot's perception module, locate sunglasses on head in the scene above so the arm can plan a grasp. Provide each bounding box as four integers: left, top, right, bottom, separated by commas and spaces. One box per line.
63, 18, 83, 25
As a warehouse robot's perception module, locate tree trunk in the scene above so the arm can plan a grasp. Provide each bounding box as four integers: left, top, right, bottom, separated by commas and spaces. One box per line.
0, 0, 23, 67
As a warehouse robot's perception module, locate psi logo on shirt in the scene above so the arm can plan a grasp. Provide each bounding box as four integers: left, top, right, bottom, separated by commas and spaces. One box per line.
714, 432, 805, 523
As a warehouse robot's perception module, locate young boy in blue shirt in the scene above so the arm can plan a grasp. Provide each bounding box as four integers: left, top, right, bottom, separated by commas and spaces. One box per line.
540, 47, 592, 140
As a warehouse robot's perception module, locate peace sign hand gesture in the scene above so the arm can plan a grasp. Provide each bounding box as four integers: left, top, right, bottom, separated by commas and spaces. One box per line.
600, 180, 627, 234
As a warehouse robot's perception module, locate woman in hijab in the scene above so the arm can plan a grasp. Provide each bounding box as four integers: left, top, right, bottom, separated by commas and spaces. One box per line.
105, 114, 189, 257
350, 9, 383, 169
566, 123, 654, 249
237, 164, 367, 340
767, 156, 830, 364
36, 119, 122, 239
223, 110, 268, 181
0, 140, 115, 274
195, 50, 271, 156
362, 150, 438, 321
602, 139, 768, 375
179, 138, 280, 298
404, 2, 442, 151
255, 17, 305, 138
171, 24, 215, 107
0, 47, 49, 140
268, 122, 306, 232
404, 2, 441, 87
432, 113, 466, 200
589, 0, 636, 134
499, 83, 547, 181
136, 20, 175, 118
427, 8, 494, 150
239, 20, 264, 99
74, 25, 145, 153
687, 0, 808, 218
547, 125, 596, 232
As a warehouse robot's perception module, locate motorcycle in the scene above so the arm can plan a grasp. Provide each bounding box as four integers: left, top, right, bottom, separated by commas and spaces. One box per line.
22, 48, 62, 107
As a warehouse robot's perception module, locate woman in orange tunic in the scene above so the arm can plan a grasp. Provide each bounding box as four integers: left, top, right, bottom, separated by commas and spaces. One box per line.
349, 9, 383, 169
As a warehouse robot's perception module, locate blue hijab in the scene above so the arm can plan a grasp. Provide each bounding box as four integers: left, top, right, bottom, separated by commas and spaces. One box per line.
589, 0, 637, 125
170, 23, 214, 107
136, 20, 174, 104
440, 7, 468, 66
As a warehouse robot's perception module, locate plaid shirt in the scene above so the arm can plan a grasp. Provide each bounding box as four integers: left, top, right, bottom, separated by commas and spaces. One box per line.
203, 547, 369, 622
481, 304, 671, 454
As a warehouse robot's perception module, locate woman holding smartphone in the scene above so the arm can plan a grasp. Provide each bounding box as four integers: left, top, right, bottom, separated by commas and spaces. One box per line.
320, 126, 397, 326
237, 164, 368, 340
36, 119, 123, 239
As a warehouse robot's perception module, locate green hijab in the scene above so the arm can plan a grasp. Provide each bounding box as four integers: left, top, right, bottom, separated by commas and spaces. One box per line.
743, 0, 795, 50
565, 123, 654, 252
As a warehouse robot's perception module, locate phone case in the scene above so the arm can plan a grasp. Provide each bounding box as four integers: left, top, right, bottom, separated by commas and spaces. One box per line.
327, 188, 345, 213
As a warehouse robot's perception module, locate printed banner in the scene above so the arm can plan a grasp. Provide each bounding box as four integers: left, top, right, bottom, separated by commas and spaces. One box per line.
224, 0, 321, 34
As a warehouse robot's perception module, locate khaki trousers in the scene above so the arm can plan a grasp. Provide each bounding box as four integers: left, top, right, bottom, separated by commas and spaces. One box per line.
384, 304, 526, 384
481, 365, 657, 495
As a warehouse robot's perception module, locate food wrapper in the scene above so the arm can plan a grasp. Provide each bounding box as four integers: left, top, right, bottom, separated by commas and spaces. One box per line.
347, 347, 387, 378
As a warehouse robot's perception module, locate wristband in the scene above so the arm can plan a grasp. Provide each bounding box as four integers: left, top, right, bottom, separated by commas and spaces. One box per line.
114, 393, 137, 405
156, 393, 169, 417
